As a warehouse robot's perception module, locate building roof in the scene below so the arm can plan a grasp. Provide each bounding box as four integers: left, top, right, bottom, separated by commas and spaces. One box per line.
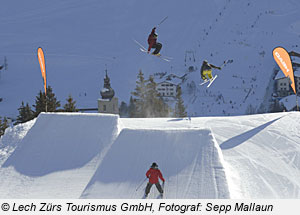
275, 69, 300, 80
157, 79, 182, 86
279, 94, 300, 111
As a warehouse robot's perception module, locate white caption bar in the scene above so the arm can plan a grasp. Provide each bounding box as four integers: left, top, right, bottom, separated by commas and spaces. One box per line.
0, 199, 299, 215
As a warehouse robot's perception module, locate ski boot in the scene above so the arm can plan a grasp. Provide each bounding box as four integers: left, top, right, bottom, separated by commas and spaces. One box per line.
152, 52, 161, 57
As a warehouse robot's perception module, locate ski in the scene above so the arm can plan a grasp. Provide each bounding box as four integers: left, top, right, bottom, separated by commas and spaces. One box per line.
139, 48, 171, 62
134, 39, 172, 62
133, 39, 147, 51
156, 193, 163, 199
207, 75, 218, 88
199, 79, 210, 86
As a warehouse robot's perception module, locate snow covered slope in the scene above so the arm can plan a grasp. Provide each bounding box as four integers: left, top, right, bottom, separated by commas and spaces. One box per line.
1, 0, 300, 118
0, 112, 299, 198
0, 113, 119, 198
81, 128, 229, 199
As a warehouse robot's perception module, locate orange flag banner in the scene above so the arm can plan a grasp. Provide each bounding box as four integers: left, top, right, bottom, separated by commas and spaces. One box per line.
37, 47, 47, 95
273, 47, 296, 94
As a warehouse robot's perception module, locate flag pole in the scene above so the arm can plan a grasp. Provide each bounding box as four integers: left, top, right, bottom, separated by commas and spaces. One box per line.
296, 93, 299, 111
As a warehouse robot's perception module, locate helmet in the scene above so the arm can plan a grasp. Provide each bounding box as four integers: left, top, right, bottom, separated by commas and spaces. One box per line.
151, 162, 158, 168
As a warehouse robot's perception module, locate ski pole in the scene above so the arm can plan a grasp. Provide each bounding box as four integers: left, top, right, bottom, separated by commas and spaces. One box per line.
156, 16, 168, 28
221, 59, 233, 68
136, 178, 147, 191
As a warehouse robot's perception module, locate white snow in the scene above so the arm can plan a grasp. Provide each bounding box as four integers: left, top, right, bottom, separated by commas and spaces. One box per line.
1, 112, 299, 199
81, 128, 229, 199
0, 113, 119, 198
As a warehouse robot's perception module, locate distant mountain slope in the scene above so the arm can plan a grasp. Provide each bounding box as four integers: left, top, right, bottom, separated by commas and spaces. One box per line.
0, 0, 300, 118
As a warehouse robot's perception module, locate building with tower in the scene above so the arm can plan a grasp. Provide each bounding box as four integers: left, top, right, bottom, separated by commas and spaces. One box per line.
98, 69, 119, 114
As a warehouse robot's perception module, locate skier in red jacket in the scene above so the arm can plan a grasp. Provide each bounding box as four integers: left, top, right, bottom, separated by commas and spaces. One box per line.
147, 27, 162, 56
145, 162, 165, 197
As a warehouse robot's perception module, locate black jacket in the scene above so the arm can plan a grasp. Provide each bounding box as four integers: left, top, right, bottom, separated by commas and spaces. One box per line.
200, 62, 221, 76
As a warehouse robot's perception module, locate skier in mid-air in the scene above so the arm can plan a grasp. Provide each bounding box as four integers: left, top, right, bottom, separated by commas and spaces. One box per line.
144, 162, 165, 198
200, 60, 221, 81
147, 27, 162, 56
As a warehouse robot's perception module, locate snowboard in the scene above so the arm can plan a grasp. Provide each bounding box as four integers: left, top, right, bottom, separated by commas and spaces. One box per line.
133, 39, 172, 62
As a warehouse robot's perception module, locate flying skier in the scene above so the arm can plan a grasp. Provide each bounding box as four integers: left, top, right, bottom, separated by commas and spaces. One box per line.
147, 27, 162, 56
200, 60, 221, 81
144, 162, 165, 198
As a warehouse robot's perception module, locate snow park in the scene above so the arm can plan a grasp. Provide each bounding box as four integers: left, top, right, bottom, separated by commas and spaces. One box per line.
0, 0, 300, 201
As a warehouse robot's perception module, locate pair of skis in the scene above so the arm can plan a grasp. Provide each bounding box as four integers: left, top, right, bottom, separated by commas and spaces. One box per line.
142, 193, 163, 199
200, 75, 218, 88
140, 181, 165, 199
133, 39, 172, 62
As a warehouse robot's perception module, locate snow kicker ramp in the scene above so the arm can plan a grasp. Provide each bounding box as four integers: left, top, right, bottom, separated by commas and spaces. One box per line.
81, 128, 230, 199
212, 112, 300, 198
0, 113, 119, 198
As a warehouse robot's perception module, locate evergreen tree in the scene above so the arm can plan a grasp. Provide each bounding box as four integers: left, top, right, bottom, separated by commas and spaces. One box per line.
33, 86, 60, 116
46, 86, 61, 112
16, 101, 34, 124
63, 94, 77, 112
119, 101, 128, 117
0, 116, 9, 137
128, 96, 136, 118
145, 75, 159, 117
175, 86, 187, 117
246, 104, 256, 115
131, 70, 147, 117
33, 90, 46, 116
269, 99, 286, 113
145, 76, 171, 117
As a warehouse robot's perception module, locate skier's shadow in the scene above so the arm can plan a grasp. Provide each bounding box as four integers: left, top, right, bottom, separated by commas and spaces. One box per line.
220, 117, 282, 150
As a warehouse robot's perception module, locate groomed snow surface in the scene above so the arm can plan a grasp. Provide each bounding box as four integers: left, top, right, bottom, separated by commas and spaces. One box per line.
0, 112, 300, 198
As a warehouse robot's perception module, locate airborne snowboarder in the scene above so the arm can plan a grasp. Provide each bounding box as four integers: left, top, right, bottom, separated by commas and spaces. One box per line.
144, 162, 165, 198
200, 60, 221, 81
147, 27, 162, 56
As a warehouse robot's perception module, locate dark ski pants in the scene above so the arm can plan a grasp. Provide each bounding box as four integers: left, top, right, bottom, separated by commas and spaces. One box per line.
145, 182, 163, 195
151, 43, 162, 55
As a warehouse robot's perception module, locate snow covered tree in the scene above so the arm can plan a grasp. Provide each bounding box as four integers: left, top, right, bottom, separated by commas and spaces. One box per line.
175, 86, 187, 117
63, 94, 77, 112
33, 85, 60, 116
16, 101, 34, 124
131, 70, 148, 117
0, 116, 9, 137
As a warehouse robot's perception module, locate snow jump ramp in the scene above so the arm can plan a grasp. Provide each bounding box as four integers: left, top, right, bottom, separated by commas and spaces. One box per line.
0, 113, 119, 198
81, 128, 230, 199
